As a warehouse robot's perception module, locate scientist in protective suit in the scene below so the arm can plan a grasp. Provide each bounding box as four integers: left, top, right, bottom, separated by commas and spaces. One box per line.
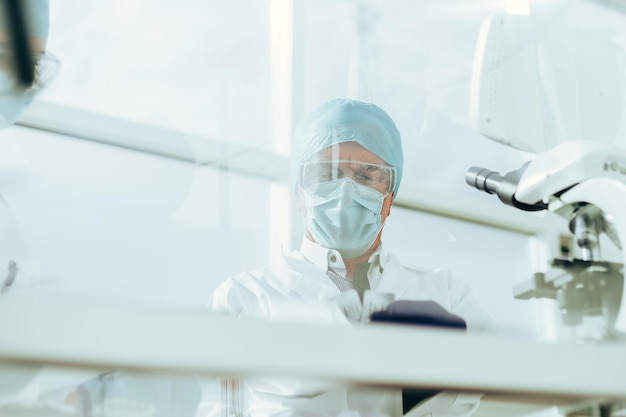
208, 98, 494, 417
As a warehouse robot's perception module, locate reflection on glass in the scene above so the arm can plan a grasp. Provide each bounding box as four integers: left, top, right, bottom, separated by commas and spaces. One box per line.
1, 365, 213, 417
0, 362, 610, 417
0, 364, 476, 417
65, 372, 203, 417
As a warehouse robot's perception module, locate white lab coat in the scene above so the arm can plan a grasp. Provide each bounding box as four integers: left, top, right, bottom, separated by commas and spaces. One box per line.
208, 239, 494, 417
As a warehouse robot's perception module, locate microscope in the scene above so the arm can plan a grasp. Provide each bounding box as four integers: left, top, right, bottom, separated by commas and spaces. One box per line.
465, 10, 626, 339
466, 141, 626, 337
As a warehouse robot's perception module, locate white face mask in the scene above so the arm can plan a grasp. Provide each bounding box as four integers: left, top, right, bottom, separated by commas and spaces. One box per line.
302, 177, 385, 258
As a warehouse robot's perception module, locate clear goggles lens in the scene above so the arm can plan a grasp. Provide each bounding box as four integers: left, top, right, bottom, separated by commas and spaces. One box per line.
0, 43, 61, 95
300, 160, 395, 196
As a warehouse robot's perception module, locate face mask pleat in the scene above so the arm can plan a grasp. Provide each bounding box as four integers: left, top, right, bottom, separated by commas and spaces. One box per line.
303, 177, 385, 258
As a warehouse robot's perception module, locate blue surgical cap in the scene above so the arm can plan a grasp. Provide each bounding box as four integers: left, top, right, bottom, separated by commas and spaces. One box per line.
292, 98, 404, 199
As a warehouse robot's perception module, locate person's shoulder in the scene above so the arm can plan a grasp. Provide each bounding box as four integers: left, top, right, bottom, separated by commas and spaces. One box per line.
388, 252, 450, 278
207, 267, 271, 315
213, 257, 299, 293
207, 258, 304, 317
386, 252, 465, 292
214, 265, 273, 289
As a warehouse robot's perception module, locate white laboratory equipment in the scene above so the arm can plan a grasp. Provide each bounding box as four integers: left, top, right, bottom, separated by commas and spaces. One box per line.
467, 8, 626, 415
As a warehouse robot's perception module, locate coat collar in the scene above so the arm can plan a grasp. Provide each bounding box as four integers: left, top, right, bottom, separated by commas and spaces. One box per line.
298, 236, 386, 273
288, 237, 397, 294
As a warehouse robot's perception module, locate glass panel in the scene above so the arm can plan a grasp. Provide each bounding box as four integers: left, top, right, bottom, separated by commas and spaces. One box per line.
4, 7, 625, 415
43, 0, 273, 149
384, 206, 543, 340
5, 0, 565, 335
2, 363, 225, 417
0, 125, 282, 306
0, 347, 616, 417
33, 0, 626, 202
291, 0, 534, 202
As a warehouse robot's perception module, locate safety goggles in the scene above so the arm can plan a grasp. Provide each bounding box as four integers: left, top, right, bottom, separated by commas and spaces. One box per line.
300, 160, 395, 196
0, 43, 61, 95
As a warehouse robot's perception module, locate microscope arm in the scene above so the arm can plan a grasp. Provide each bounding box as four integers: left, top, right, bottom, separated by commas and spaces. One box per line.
467, 141, 626, 210
555, 178, 626, 333
467, 141, 626, 334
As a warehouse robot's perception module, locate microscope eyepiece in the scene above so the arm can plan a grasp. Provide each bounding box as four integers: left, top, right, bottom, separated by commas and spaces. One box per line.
465, 167, 504, 195
465, 164, 547, 212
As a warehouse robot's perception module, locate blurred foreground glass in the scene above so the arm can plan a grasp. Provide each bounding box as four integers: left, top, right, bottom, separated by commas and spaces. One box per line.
0, 42, 61, 94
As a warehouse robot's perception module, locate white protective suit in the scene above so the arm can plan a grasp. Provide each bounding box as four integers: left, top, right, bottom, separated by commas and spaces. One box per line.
208, 237, 494, 417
